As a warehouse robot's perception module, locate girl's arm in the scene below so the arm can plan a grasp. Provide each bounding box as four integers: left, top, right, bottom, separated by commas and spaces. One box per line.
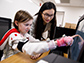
18, 36, 73, 56
21, 40, 56, 56
10, 33, 73, 56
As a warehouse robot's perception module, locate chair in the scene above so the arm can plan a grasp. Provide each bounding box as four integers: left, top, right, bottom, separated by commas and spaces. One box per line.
70, 14, 84, 63
0, 17, 11, 61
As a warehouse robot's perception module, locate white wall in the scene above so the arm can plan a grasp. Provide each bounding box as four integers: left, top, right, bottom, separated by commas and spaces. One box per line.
0, 0, 40, 22
0, 0, 84, 27
57, 6, 84, 26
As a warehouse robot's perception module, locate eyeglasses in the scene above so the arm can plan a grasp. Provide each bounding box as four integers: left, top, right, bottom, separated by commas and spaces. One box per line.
42, 13, 54, 18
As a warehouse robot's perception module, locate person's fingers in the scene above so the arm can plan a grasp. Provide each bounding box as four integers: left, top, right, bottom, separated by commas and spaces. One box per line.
30, 53, 42, 60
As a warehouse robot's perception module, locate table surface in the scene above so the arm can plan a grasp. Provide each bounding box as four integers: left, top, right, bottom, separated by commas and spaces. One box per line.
0, 51, 50, 63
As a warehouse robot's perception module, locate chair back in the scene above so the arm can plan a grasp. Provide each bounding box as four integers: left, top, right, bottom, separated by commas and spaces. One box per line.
70, 14, 84, 62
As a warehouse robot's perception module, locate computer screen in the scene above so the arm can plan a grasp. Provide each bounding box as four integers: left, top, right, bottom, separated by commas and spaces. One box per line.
0, 17, 11, 41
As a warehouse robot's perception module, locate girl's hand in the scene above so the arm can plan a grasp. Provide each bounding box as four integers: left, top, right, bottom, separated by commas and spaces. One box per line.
64, 36, 73, 46
30, 53, 42, 60
55, 36, 73, 47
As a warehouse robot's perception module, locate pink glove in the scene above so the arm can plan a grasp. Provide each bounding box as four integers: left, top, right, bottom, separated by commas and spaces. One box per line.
56, 36, 73, 47
64, 36, 73, 46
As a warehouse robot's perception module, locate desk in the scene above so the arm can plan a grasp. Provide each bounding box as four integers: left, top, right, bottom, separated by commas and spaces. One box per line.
0, 51, 50, 63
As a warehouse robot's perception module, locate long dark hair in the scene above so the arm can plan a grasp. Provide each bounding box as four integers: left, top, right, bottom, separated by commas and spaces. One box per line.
34, 2, 57, 40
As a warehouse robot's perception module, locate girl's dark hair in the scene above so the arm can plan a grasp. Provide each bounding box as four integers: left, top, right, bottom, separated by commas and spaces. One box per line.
13, 10, 33, 30
34, 2, 57, 40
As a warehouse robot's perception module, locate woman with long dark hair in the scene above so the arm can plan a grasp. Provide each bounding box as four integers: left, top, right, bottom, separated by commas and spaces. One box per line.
30, 2, 57, 40
30, 2, 74, 60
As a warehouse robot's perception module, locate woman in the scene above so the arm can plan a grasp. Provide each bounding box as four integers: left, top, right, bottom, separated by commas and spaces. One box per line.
30, 2, 57, 40
30, 2, 71, 59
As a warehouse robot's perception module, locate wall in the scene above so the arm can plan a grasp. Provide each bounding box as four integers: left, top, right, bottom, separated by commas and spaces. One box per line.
0, 0, 40, 22
57, 6, 84, 26
0, 0, 84, 27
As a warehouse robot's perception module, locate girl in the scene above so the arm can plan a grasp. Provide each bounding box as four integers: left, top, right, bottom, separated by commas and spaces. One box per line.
0, 10, 73, 61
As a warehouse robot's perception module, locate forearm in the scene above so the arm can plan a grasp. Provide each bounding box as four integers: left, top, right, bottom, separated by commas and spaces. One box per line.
12, 36, 73, 56
22, 40, 57, 56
